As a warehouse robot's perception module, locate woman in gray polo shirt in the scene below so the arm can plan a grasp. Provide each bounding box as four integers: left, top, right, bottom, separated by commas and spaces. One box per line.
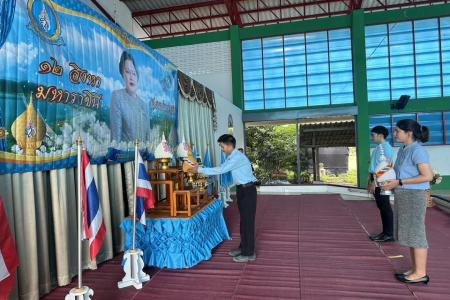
381, 119, 433, 285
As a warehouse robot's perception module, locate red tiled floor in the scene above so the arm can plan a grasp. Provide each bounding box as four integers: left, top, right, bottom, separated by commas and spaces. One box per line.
42, 195, 450, 300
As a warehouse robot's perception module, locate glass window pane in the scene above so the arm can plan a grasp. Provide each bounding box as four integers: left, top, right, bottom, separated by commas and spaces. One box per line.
263, 37, 285, 109
445, 112, 450, 144
417, 112, 444, 145
392, 113, 417, 146
414, 19, 442, 98
442, 17, 450, 96
306, 31, 330, 106
242, 39, 264, 110
389, 22, 416, 100
365, 25, 390, 101
284, 34, 307, 108
329, 29, 354, 104
369, 115, 392, 147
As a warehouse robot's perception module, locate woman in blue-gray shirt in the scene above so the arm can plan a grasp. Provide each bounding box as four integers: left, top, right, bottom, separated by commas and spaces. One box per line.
381, 119, 433, 285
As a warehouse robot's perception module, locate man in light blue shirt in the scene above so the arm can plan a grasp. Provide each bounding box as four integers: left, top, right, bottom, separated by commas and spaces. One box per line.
368, 126, 396, 243
191, 134, 257, 263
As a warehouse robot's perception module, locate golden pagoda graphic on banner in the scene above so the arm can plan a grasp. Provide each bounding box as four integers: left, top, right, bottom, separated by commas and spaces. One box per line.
11, 94, 47, 156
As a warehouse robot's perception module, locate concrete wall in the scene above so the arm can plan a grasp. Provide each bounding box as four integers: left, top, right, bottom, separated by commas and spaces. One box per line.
213, 93, 244, 165
156, 41, 233, 102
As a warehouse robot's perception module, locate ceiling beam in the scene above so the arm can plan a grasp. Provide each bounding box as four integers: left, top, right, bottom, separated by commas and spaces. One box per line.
225, 0, 243, 26
145, 25, 230, 39
90, 0, 116, 23
132, 0, 224, 18
141, 13, 229, 29
302, 126, 355, 133
238, 0, 350, 15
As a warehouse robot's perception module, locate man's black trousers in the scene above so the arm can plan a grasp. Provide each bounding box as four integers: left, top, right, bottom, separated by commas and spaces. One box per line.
374, 187, 393, 236
236, 185, 257, 256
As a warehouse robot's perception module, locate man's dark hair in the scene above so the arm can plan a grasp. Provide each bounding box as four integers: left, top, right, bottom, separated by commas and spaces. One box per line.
218, 134, 236, 148
371, 126, 389, 139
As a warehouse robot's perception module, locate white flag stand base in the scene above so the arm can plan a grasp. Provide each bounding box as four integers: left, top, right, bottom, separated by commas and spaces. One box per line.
65, 286, 94, 300
118, 249, 150, 289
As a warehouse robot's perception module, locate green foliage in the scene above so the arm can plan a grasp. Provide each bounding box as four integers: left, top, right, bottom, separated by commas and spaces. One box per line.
246, 125, 310, 184
320, 169, 358, 186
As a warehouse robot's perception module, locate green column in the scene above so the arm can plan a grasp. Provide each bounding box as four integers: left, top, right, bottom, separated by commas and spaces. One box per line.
352, 10, 370, 188
230, 25, 244, 109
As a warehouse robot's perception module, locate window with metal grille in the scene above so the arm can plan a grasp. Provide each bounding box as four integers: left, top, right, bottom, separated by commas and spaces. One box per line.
242, 28, 354, 111
365, 17, 450, 102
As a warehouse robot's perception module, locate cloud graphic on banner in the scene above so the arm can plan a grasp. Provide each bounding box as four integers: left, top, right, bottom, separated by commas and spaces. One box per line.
0, 42, 38, 77
66, 24, 123, 68
138, 66, 165, 101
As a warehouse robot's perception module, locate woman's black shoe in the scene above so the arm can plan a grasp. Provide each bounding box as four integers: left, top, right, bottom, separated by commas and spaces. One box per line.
397, 275, 430, 285
395, 273, 407, 279
373, 234, 395, 242
369, 233, 384, 241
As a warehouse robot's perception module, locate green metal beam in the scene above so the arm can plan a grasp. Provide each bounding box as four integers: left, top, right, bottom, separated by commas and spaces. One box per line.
365, 3, 450, 25
352, 10, 370, 189
368, 97, 450, 115
143, 30, 230, 49
230, 25, 244, 109
238, 15, 351, 40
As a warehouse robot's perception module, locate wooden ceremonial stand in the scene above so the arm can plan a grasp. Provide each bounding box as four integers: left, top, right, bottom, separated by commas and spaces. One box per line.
148, 159, 212, 217
148, 161, 184, 217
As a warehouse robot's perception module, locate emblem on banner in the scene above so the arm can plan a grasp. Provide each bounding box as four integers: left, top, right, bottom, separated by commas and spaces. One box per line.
27, 0, 64, 45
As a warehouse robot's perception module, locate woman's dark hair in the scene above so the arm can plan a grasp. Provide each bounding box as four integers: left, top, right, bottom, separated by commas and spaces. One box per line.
371, 126, 389, 139
396, 119, 429, 143
119, 51, 139, 78
218, 134, 236, 148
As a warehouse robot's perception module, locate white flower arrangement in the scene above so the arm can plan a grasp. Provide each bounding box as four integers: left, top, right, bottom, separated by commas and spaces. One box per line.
431, 171, 442, 185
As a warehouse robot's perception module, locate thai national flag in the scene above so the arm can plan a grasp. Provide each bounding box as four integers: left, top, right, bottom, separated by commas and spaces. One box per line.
81, 150, 106, 261
136, 152, 155, 225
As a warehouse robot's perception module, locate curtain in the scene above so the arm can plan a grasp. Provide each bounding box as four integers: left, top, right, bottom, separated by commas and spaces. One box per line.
0, 161, 137, 299
177, 95, 216, 164
177, 71, 217, 163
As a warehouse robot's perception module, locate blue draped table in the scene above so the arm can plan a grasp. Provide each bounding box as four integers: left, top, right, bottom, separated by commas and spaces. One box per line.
121, 199, 230, 269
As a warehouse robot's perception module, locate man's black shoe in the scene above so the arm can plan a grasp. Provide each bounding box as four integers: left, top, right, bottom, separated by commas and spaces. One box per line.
369, 233, 384, 241
373, 234, 395, 243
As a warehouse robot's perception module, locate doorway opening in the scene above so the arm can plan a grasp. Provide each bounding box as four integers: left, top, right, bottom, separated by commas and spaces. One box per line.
244, 115, 357, 187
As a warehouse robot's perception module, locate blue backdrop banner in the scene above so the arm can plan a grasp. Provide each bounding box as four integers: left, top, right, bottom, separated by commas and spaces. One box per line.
0, 0, 178, 174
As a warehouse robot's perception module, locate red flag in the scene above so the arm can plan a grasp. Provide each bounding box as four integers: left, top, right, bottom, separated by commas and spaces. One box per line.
0, 197, 19, 300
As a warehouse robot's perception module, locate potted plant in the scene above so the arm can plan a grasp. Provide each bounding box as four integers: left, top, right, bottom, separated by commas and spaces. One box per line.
427, 171, 442, 207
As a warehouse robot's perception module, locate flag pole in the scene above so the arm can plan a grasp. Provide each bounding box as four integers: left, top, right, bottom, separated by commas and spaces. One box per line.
77, 137, 83, 289
133, 140, 139, 250
66, 137, 94, 299
118, 139, 150, 290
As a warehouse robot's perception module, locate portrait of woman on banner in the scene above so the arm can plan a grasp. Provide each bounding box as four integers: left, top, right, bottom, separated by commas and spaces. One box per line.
110, 51, 150, 143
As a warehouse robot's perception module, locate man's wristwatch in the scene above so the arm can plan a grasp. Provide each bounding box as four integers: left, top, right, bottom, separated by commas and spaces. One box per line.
399, 179, 403, 186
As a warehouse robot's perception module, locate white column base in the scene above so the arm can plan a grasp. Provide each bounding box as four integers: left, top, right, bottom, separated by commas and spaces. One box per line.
118, 249, 150, 289
65, 286, 94, 300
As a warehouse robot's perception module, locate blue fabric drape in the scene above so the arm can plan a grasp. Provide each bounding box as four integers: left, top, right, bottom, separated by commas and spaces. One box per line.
0, 0, 15, 48
121, 199, 230, 269
220, 152, 233, 188
203, 148, 214, 194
